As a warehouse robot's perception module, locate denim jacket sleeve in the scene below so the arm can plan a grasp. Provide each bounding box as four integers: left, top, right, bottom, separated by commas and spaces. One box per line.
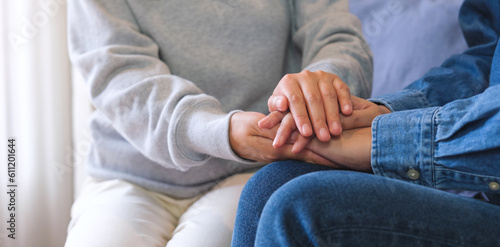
371, 0, 500, 111
372, 85, 500, 194
370, 0, 500, 195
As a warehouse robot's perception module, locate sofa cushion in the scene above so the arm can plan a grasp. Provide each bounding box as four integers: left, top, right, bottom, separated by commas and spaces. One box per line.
349, 0, 467, 97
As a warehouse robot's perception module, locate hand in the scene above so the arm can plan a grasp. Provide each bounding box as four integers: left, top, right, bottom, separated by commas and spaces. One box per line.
261, 70, 353, 141
306, 127, 373, 171
261, 96, 391, 153
260, 111, 314, 153
340, 96, 391, 130
229, 112, 341, 167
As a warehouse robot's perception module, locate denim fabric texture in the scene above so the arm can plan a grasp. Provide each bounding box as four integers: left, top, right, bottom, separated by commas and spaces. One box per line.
231, 161, 334, 247
254, 163, 500, 247
232, 0, 500, 246
370, 0, 500, 198
232, 161, 500, 247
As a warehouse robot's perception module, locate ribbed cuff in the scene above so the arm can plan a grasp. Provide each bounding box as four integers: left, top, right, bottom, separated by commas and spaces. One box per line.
174, 101, 257, 171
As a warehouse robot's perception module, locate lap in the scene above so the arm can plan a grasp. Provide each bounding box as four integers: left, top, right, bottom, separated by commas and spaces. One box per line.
232, 160, 334, 246
66, 171, 255, 247
65, 177, 190, 247
168, 171, 254, 247
256, 170, 500, 247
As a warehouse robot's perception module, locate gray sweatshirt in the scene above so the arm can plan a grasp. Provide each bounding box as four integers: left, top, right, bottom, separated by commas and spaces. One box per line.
68, 0, 372, 198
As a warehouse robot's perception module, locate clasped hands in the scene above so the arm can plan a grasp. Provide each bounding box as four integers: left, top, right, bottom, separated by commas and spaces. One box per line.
229, 70, 390, 171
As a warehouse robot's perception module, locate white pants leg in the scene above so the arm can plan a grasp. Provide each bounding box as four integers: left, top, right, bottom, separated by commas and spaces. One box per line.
166, 171, 254, 247
65, 177, 196, 247
65, 171, 254, 247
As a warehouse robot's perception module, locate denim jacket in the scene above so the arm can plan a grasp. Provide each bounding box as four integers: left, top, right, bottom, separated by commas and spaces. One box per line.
370, 0, 500, 201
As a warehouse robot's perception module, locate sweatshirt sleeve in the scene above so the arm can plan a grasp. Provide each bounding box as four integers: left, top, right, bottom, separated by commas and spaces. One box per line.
68, 0, 251, 171
291, 0, 373, 98
371, 0, 500, 111
371, 84, 500, 194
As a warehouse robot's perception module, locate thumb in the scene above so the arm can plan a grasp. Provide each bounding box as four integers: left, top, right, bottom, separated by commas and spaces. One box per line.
340, 109, 378, 130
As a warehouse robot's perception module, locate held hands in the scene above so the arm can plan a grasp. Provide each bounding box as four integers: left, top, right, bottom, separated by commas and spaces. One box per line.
229, 112, 342, 168
259, 70, 354, 141
228, 70, 391, 170
261, 95, 391, 153
306, 127, 373, 171
260, 98, 388, 171
257, 70, 391, 171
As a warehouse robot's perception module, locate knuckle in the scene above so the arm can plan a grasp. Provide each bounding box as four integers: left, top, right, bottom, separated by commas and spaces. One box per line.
288, 93, 304, 104
317, 70, 327, 76
335, 80, 350, 92
281, 77, 296, 88
296, 113, 310, 122
321, 89, 337, 99
344, 86, 351, 95
312, 117, 325, 126
300, 70, 312, 76
282, 74, 291, 80
282, 74, 295, 83
306, 95, 322, 105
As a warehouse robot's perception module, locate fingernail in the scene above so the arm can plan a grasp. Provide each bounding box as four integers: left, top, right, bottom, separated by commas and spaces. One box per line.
290, 132, 299, 142
331, 121, 341, 134
319, 128, 329, 140
276, 98, 283, 111
302, 124, 311, 136
273, 137, 282, 148
258, 118, 268, 127
344, 104, 351, 112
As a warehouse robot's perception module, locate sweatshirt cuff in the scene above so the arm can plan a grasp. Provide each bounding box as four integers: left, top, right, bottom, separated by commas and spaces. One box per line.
173, 101, 257, 171
370, 89, 432, 112
371, 107, 439, 187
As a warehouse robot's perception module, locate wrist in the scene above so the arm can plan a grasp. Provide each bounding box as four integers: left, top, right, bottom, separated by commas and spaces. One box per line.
378, 105, 392, 115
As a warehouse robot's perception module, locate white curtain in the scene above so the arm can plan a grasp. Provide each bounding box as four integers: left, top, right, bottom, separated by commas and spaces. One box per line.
0, 1, 88, 246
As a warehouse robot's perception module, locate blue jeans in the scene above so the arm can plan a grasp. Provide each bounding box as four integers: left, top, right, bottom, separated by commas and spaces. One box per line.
231, 161, 500, 247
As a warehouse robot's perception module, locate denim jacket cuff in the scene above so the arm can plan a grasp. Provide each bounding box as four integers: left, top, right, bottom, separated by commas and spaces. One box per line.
370, 89, 432, 112
371, 107, 439, 187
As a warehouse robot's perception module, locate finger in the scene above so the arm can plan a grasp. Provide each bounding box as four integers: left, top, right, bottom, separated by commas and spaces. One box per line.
273, 143, 339, 167
258, 111, 287, 129
350, 95, 374, 111
279, 75, 314, 137
292, 149, 343, 168
267, 95, 289, 112
319, 79, 342, 136
288, 130, 300, 143
273, 113, 296, 148
291, 134, 313, 154
333, 77, 352, 115
256, 122, 281, 141
339, 109, 377, 130
297, 77, 330, 141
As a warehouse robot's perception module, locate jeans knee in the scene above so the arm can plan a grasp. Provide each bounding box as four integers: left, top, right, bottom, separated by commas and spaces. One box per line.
261, 171, 378, 223
240, 161, 330, 203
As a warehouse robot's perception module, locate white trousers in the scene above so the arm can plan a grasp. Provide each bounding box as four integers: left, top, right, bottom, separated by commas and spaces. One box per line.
65, 171, 255, 247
